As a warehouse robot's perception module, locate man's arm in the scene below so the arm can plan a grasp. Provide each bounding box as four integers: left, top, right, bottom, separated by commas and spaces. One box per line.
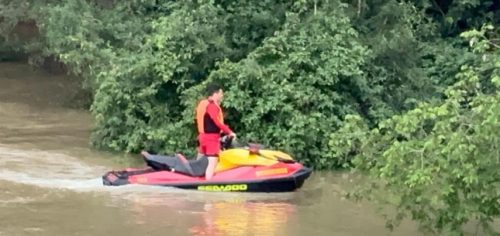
206, 103, 233, 134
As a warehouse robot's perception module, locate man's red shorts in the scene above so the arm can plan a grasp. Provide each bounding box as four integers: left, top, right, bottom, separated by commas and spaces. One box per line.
197, 133, 220, 156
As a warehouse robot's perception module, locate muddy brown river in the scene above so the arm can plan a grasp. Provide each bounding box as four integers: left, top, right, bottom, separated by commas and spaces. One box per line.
1, 62, 481, 236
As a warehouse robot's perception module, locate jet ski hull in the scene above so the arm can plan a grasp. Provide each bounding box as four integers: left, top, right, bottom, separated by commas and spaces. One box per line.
102, 163, 312, 192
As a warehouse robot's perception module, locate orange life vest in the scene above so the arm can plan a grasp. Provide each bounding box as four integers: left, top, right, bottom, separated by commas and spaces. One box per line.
196, 99, 224, 134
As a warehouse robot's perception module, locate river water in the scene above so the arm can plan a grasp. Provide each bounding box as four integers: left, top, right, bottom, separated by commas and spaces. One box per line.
0, 62, 428, 236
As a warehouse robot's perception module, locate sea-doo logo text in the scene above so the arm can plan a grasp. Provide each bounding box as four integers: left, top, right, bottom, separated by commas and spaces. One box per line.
198, 184, 248, 191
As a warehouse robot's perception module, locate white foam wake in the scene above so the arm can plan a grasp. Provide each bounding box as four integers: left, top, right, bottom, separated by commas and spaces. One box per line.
0, 145, 108, 191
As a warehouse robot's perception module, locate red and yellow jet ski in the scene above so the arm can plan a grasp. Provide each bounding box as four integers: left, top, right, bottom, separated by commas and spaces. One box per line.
102, 138, 312, 192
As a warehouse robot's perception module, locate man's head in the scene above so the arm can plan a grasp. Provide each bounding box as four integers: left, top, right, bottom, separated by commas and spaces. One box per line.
205, 82, 224, 104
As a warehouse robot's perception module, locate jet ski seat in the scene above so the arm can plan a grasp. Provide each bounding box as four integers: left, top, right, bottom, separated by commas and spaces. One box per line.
143, 153, 208, 177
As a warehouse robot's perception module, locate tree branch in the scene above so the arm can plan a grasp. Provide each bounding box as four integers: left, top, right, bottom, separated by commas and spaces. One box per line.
431, 0, 446, 18
486, 41, 500, 49
357, 0, 362, 17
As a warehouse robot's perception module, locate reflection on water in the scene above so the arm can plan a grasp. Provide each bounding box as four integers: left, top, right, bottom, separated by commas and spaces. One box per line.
190, 201, 293, 236
118, 189, 297, 236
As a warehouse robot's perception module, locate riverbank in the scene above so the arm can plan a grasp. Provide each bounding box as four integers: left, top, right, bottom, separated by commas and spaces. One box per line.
0, 62, 91, 109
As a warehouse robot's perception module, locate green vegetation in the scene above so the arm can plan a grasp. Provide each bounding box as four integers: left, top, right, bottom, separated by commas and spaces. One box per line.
332, 25, 499, 235
1, 0, 498, 234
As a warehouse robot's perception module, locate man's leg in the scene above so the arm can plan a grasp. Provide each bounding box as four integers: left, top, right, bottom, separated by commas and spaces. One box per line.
205, 156, 218, 180
203, 135, 220, 180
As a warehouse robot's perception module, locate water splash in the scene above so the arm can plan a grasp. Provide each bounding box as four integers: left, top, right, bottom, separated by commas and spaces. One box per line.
0, 145, 109, 191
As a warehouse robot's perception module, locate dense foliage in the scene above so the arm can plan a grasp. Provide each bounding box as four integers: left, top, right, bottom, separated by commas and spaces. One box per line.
331, 25, 500, 235
1, 0, 499, 234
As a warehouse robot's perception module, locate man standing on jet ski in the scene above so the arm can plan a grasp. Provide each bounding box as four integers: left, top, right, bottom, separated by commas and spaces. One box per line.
195, 83, 236, 180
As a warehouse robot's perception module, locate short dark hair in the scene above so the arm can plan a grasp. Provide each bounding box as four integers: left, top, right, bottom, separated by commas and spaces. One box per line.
205, 82, 223, 97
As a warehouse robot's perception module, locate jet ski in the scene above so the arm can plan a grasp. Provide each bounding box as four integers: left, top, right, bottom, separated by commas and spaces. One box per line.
102, 137, 312, 192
